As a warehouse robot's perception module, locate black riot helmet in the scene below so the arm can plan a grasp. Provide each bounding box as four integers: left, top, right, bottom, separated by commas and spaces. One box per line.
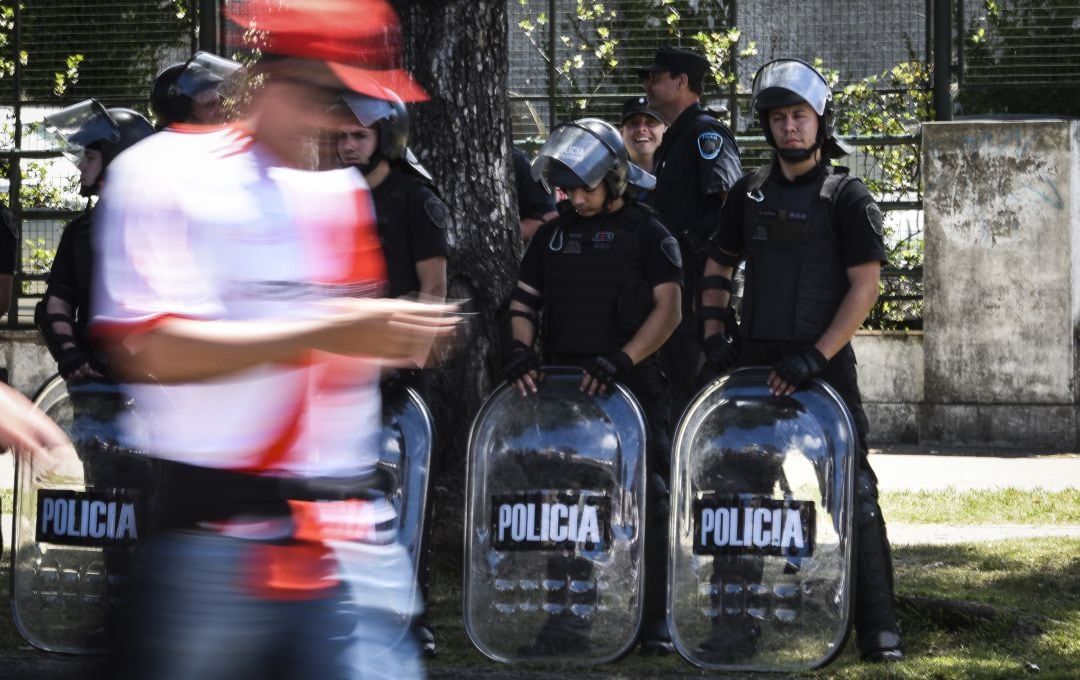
44, 99, 153, 195
150, 52, 241, 128
339, 90, 409, 162
531, 117, 655, 198
751, 59, 849, 161
334, 89, 434, 180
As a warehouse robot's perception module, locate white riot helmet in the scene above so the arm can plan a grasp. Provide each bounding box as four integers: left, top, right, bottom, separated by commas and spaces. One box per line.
751, 59, 850, 160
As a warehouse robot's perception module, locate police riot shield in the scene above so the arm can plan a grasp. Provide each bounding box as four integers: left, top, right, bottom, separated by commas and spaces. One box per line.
12, 375, 157, 654
464, 368, 647, 664
669, 367, 855, 672
377, 382, 434, 573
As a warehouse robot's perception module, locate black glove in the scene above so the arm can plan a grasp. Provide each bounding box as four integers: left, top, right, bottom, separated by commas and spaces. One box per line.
57, 347, 95, 380
585, 351, 633, 391
503, 340, 541, 381
703, 331, 741, 373
773, 347, 827, 388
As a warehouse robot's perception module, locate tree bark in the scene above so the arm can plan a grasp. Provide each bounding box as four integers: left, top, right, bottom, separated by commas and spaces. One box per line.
390, 1, 519, 493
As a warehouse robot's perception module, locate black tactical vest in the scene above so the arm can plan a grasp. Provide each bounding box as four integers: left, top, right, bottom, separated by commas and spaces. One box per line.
541, 202, 655, 356
741, 165, 853, 343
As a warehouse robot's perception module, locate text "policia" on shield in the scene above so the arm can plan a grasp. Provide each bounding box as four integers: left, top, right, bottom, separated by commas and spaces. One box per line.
693, 495, 815, 557
36, 489, 140, 546
491, 492, 611, 552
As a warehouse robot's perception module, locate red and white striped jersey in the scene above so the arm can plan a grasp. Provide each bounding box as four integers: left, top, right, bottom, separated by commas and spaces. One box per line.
93, 125, 388, 477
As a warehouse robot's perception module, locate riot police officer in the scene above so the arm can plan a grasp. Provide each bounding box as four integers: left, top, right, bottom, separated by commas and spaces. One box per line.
332, 89, 448, 302
330, 87, 448, 657
699, 58, 904, 663
636, 46, 742, 424
513, 146, 558, 242
35, 99, 153, 645
505, 118, 683, 653
149, 52, 241, 129
37, 100, 153, 382
0, 198, 15, 324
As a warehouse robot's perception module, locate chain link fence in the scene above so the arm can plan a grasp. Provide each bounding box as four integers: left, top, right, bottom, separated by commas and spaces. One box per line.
1, 1, 196, 327
508, 0, 932, 328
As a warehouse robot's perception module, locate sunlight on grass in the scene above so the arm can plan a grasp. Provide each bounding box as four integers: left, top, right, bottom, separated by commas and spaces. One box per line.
881, 488, 1080, 525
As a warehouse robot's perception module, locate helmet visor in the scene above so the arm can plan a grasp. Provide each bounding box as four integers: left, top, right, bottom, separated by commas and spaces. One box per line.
530, 123, 615, 193
43, 100, 119, 161
177, 52, 243, 99
751, 59, 831, 115
340, 92, 396, 128
627, 162, 656, 191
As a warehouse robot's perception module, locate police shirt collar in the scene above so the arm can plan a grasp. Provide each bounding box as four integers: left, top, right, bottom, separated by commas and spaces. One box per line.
770, 156, 828, 187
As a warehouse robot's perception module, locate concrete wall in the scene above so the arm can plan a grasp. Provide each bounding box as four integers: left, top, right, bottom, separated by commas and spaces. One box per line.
853, 331, 923, 445
923, 120, 1080, 448
1, 330, 54, 398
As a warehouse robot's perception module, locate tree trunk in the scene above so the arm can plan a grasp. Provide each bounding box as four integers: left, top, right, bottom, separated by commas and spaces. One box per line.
390, 0, 520, 568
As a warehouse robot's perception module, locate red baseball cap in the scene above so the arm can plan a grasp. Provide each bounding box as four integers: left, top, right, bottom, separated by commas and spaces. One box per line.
225, 0, 428, 101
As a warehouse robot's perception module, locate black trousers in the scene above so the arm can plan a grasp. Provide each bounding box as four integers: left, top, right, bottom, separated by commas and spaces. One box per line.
548, 355, 672, 638
735, 341, 900, 648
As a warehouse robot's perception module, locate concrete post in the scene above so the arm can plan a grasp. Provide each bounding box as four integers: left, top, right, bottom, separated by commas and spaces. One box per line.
922, 120, 1080, 447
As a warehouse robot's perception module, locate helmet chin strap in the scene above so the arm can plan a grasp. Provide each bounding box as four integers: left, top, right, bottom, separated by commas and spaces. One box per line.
777, 141, 819, 162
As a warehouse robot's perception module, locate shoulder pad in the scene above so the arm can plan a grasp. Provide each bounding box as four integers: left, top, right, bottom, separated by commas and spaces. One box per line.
819, 166, 858, 203
746, 164, 772, 194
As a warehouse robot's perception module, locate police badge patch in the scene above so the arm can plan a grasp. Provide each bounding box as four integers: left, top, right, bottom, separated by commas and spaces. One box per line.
865, 203, 884, 236
697, 131, 723, 160
424, 196, 449, 229
661, 236, 683, 268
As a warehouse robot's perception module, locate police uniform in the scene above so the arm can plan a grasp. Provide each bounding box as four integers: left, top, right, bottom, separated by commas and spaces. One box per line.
648, 102, 742, 418
513, 147, 556, 226
709, 158, 903, 660
371, 168, 449, 299
0, 200, 15, 324
518, 198, 682, 650
519, 200, 682, 407
38, 211, 100, 373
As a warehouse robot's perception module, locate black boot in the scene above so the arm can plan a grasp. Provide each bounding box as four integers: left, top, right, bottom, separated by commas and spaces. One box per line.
854, 470, 904, 663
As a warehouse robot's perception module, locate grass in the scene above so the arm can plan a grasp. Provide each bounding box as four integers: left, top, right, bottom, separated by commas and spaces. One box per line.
880, 488, 1080, 525
1, 488, 1078, 678
421, 540, 1080, 679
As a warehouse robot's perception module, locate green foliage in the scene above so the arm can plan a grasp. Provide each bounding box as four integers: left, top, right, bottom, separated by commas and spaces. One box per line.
514, 0, 748, 121
7, 0, 192, 105
816, 58, 931, 330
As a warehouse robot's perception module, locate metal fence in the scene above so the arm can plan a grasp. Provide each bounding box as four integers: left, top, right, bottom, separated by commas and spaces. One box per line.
954, 0, 1080, 116
1, 1, 198, 328
6, 1, 1080, 329
508, 0, 932, 328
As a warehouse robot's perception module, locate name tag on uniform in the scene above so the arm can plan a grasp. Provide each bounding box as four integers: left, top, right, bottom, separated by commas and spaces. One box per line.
753, 208, 810, 243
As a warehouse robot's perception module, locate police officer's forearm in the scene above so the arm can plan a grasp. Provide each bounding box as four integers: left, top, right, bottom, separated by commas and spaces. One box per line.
509, 300, 537, 347
621, 282, 681, 364
415, 257, 447, 302
701, 258, 733, 338
813, 262, 880, 360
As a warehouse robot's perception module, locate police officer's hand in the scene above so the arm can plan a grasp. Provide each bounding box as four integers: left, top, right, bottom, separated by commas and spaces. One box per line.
703, 332, 741, 373
504, 340, 542, 396
582, 351, 632, 396
769, 347, 827, 396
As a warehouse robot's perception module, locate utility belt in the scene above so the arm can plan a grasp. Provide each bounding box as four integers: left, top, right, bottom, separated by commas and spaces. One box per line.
152, 458, 393, 533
